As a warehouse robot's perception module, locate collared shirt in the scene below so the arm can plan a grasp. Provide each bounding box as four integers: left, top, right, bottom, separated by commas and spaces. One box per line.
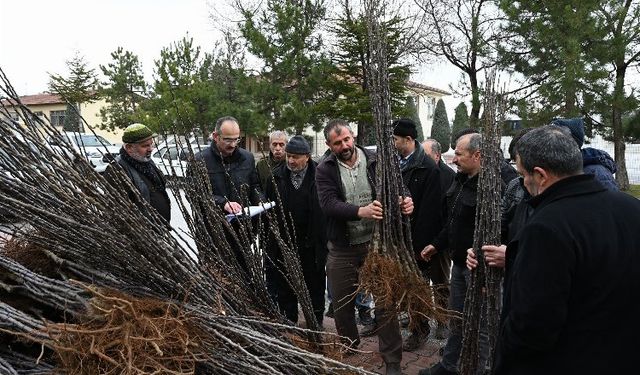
288, 165, 308, 189
399, 150, 415, 170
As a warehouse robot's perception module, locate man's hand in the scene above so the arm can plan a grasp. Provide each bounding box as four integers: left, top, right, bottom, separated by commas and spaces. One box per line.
358, 200, 383, 220
224, 201, 243, 214
483, 244, 506, 268
399, 196, 414, 215
421, 244, 437, 261
466, 248, 478, 271
466, 245, 506, 270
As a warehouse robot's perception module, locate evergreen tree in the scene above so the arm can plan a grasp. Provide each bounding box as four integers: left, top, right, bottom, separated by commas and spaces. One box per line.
404, 96, 424, 141
238, 0, 331, 135
48, 51, 98, 130
203, 31, 268, 136
98, 47, 147, 131
451, 102, 469, 140
328, 2, 412, 144
590, 0, 640, 190
431, 99, 451, 150
498, 0, 608, 122
63, 103, 82, 132
146, 36, 214, 134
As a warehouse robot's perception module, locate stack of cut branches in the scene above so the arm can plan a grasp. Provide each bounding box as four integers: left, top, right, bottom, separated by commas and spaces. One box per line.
459, 71, 505, 375
0, 69, 370, 374
357, 0, 451, 330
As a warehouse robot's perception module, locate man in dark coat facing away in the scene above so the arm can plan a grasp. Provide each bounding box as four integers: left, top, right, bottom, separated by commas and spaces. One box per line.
493, 125, 640, 375
264, 135, 327, 327
392, 119, 444, 350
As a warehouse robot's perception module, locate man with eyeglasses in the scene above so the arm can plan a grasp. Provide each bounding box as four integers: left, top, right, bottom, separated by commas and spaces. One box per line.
195, 116, 264, 214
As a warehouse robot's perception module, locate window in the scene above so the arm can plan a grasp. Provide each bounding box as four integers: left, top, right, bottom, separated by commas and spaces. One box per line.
426, 97, 436, 119
50, 110, 65, 126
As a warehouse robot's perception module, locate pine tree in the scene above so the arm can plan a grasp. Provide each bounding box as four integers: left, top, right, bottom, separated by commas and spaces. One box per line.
63, 103, 82, 132
431, 99, 450, 150
328, 2, 412, 144
48, 51, 98, 130
238, 0, 331, 135
98, 47, 147, 131
452, 102, 469, 139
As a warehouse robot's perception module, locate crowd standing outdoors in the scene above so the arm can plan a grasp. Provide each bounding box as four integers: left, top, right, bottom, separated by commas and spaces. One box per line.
108, 116, 639, 375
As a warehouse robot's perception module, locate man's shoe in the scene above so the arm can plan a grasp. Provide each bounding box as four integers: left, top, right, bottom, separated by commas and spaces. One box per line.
359, 322, 377, 337
385, 362, 402, 375
325, 302, 334, 318
357, 306, 374, 326
402, 330, 428, 351
418, 363, 457, 375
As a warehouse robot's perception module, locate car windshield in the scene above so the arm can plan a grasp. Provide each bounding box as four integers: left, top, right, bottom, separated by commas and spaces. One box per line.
72, 134, 109, 147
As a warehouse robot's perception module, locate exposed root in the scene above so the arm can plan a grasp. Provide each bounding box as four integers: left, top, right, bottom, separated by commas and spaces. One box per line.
358, 253, 459, 331
46, 286, 203, 374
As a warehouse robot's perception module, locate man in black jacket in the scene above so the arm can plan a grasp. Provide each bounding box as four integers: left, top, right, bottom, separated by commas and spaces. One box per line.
493, 125, 640, 375
107, 123, 171, 224
419, 133, 489, 375
195, 116, 264, 213
316, 119, 413, 375
264, 135, 327, 327
256, 130, 287, 191
392, 119, 444, 350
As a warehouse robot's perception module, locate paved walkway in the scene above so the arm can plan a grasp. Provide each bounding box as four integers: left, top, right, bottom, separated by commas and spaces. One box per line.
322, 315, 445, 375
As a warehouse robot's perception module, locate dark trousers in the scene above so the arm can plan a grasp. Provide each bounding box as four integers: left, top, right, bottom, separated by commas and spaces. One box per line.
426, 250, 452, 311
265, 247, 326, 326
326, 244, 402, 365
441, 264, 489, 374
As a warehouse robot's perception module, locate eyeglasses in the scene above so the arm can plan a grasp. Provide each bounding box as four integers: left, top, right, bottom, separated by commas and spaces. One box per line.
221, 137, 242, 145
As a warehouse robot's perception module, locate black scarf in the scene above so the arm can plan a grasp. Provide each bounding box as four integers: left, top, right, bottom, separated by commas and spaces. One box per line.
119, 147, 166, 191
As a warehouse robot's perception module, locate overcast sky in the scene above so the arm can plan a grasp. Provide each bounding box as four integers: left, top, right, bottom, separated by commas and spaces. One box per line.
0, 0, 465, 116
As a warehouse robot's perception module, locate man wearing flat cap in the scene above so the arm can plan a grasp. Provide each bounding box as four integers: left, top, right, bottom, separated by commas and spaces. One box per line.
106, 123, 171, 223
264, 135, 327, 327
392, 118, 444, 350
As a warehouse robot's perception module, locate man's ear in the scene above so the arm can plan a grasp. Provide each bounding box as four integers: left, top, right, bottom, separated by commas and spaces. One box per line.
533, 166, 549, 184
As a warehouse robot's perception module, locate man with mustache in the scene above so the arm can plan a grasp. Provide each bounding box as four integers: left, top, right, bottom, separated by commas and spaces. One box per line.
316, 118, 414, 375
107, 123, 171, 223
264, 135, 327, 327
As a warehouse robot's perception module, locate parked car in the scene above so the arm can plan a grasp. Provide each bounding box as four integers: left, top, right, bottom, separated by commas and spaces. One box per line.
47, 132, 120, 173
151, 144, 207, 178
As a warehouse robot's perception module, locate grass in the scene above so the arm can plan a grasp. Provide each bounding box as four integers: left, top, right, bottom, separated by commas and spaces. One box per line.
626, 184, 640, 198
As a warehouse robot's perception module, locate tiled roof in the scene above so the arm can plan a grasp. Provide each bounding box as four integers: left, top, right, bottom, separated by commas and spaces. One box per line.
15, 93, 65, 105
406, 81, 451, 96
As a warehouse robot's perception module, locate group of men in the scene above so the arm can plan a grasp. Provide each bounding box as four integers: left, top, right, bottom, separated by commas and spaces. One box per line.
110, 115, 639, 375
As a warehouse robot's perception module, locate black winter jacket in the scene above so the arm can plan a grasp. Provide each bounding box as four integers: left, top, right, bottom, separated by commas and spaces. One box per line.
401, 142, 443, 266
265, 161, 327, 267
195, 144, 264, 207
109, 155, 171, 223
432, 172, 479, 266
494, 174, 640, 375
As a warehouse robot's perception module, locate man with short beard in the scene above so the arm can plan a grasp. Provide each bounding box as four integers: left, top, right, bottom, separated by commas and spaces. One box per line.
316, 119, 414, 375
107, 123, 171, 223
